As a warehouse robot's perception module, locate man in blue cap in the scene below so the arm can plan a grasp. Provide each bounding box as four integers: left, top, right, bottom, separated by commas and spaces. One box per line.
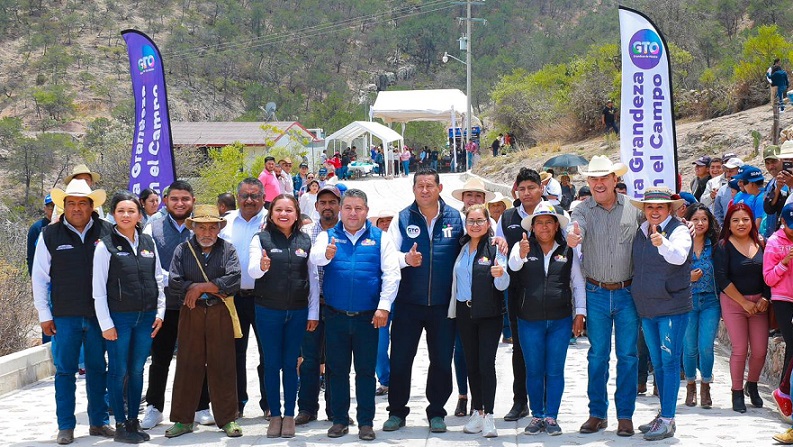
733, 165, 766, 228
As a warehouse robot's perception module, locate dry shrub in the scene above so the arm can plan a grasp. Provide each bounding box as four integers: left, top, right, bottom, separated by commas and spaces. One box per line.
540, 114, 585, 143
0, 212, 36, 356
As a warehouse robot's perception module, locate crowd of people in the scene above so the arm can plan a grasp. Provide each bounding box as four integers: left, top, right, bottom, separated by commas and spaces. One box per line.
27, 143, 793, 445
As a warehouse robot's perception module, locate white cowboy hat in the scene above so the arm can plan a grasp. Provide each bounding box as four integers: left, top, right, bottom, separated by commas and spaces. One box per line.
368, 209, 397, 225
521, 201, 569, 231
186, 204, 227, 230
50, 179, 106, 209
451, 177, 496, 202
628, 186, 685, 211
486, 192, 512, 210
780, 140, 793, 159
579, 155, 628, 177
64, 164, 101, 184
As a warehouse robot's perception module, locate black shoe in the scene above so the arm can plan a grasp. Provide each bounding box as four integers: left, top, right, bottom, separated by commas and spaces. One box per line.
114, 422, 143, 444
128, 419, 150, 441
733, 389, 747, 413
745, 382, 764, 408
454, 398, 468, 417
503, 402, 529, 421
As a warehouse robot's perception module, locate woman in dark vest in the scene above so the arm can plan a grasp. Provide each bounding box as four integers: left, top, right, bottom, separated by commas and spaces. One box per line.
629, 188, 692, 441
92, 191, 165, 444
448, 205, 509, 438
714, 202, 770, 413
508, 201, 585, 436
249, 194, 319, 438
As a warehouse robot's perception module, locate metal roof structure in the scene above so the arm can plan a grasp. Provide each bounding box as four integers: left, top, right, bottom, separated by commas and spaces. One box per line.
171, 121, 319, 147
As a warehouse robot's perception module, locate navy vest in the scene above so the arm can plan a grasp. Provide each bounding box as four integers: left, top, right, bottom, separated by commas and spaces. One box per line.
102, 230, 159, 313
323, 221, 383, 312
631, 218, 693, 318
254, 228, 312, 310
466, 239, 506, 319
516, 240, 573, 321
149, 216, 191, 309
43, 214, 112, 317
396, 199, 464, 306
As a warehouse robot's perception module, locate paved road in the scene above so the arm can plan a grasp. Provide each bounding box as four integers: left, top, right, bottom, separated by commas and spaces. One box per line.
1, 173, 788, 446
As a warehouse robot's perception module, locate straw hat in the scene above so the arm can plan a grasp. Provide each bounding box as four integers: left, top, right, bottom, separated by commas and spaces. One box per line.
64, 164, 101, 184
779, 140, 793, 159
486, 192, 512, 210
50, 179, 106, 209
521, 201, 569, 231
451, 177, 496, 202
368, 209, 397, 225
628, 187, 685, 211
579, 155, 628, 177
186, 205, 227, 230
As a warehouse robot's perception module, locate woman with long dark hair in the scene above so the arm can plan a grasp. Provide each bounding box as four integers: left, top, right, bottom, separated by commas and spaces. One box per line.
682, 203, 721, 409
249, 194, 319, 438
93, 191, 165, 443
714, 203, 770, 413
764, 203, 793, 396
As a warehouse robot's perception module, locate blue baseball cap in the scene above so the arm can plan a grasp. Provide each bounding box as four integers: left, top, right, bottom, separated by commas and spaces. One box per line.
782, 203, 793, 228
44, 194, 53, 206
728, 178, 741, 191
733, 165, 764, 183
678, 192, 697, 207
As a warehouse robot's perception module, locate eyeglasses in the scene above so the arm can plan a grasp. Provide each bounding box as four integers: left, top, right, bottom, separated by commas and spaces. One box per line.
307, 176, 315, 180
239, 193, 263, 200
465, 219, 488, 227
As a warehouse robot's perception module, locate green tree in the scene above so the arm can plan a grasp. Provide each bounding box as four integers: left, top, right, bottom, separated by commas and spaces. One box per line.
733, 24, 793, 109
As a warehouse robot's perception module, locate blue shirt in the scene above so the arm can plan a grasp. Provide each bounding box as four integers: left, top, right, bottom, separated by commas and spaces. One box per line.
454, 243, 508, 302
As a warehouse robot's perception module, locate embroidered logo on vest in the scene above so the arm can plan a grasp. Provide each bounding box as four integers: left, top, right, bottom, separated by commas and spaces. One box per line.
406, 225, 421, 238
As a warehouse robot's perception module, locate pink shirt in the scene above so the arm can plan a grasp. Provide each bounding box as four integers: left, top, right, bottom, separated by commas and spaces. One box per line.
258, 169, 282, 203
763, 228, 793, 303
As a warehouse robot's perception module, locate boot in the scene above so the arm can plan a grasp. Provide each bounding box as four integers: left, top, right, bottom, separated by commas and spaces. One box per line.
700, 382, 712, 409
732, 389, 747, 413
745, 381, 763, 408
685, 382, 697, 407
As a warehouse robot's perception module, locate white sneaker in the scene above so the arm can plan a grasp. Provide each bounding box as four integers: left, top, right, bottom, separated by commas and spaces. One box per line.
195, 409, 215, 425
463, 411, 483, 434
140, 405, 163, 429
482, 413, 498, 438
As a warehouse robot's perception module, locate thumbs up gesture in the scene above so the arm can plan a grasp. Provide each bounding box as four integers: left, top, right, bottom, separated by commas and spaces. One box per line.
567, 221, 582, 247
519, 232, 530, 259
650, 224, 663, 247
260, 249, 271, 271
325, 237, 337, 260
406, 242, 422, 267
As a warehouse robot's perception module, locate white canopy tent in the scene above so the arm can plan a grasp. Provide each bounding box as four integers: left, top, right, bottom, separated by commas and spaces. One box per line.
324, 121, 404, 177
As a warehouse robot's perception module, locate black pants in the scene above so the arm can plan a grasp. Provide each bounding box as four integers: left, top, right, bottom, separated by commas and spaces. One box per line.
775, 301, 793, 386
456, 302, 502, 414
297, 305, 332, 418
234, 293, 268, 414
507, 288, 527, 405
146, 308, 209, 412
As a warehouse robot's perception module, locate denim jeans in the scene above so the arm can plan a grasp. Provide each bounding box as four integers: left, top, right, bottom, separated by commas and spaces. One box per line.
501, 291, 512, 339
402, 161, 410, 176
683, 291, 721, 382
255, 305, 308, 417
106, 311, 156, 422
642, 313, 689, 419
585, 283, 639, 420
325, 308, 378, 427
638, 326, 653, 385
297, 307, 330, 417
52, 316, 109, 430
375, 311, 393, 387
518, 317, 573, 419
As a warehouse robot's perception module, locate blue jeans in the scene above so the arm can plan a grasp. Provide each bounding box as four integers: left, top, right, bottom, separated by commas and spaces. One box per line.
376, 311, 393, 387
52, 316, 109, 430
325, 308, 378, 427
518, 317, 573, 419
106, 311, 156, 422
642, 313, 689, 419
255, 305, 308, 417
297, 307, 329, 417
402, 161, 410, 175
501, 291, 512, 339
683, 292, 721, 382
585, 283, 639, 420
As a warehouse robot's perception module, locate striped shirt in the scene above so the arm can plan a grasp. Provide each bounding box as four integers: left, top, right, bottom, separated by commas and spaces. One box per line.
568, 194, 642, 283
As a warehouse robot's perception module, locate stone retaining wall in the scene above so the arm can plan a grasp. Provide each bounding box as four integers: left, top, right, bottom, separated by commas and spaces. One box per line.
0, 343, 54, 397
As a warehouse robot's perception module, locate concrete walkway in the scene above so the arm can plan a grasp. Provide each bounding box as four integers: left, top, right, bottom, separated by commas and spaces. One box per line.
1, 173, 788, 446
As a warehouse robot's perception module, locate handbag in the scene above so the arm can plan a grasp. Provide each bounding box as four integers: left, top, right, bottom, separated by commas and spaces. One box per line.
186, 241, 243, 339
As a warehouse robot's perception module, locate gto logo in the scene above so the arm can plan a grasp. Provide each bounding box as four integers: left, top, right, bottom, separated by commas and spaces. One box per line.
631, 41, 661, 56
138, 54, 155, 73
628, 29, 663, 70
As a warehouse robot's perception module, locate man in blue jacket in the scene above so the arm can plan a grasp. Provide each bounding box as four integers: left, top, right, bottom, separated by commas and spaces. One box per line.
383, 168, 465, 433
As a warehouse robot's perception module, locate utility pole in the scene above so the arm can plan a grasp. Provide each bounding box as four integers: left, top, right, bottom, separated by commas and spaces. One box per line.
454, 1, 485, 171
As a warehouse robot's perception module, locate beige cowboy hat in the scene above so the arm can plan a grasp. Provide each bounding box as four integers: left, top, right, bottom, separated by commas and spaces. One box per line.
629, 186, 685, 211
186, 204, 227, 230
50, 179, 106, 209
780, 140, 793, 159
539, 171, 553, 183
451, 177, 496, 202
579, 155, 628, 177
486, 192, 513, 210
64, 164, 101, 185
368, 209, 397, 225
521, 201, 569, 231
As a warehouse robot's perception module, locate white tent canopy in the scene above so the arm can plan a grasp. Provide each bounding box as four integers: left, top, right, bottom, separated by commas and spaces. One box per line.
324, 121, 404, 176
371, 89, 468, 123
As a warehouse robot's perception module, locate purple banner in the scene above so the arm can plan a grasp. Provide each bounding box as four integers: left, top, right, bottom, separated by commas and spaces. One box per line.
122, 29, 176, 195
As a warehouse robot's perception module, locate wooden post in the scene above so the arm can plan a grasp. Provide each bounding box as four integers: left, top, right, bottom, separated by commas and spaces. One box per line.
773, 85, 780, 145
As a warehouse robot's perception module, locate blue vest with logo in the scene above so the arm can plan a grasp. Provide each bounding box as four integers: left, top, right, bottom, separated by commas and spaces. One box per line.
397, 199, 464, 306
323, 221, 383, 312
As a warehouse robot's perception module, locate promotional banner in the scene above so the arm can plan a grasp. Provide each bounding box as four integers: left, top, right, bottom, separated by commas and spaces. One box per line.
618, 7, 679, 197
122, 29, 176, 195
